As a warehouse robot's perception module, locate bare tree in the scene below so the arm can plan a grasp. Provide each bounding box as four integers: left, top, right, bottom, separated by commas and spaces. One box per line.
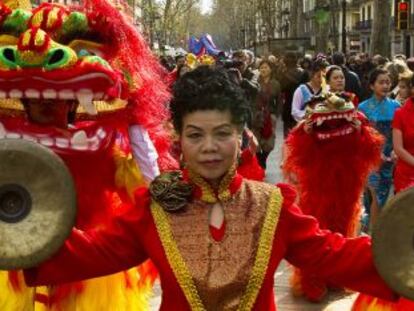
370, 0, 391, 56
159, 0, 199, 45
290, 0, 299, 38
257, 0, 276, 52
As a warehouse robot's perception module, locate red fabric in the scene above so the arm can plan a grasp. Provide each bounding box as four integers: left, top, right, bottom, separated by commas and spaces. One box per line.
392, 99, 414, 192
81, 0, 174, 170
237, 149, 265, 181
261, 113, 273, 138
181, 168, 244, 200
396, 298, 414, 309
17, 27, 51, 53
0, 4, 11, 26
284, 119, 383, 235
24, 182, 397, 310
283, 117, 384, 300
352, 94, 360, 108
209, 221, 226, 242
7, 271, 21, 291
28, 3, 68, 32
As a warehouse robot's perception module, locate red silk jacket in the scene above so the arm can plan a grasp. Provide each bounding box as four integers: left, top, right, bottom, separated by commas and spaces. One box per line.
24, 179, 397, 310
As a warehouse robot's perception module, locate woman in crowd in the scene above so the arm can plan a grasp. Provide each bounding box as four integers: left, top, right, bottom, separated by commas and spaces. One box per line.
385, 60, 409, 99
23, 66, 398, 310
253, 59, 281, 168
393, 74, 414, 193
395, 70, 413, 105
358, 68, 400, 216
325, 65, 359, 106
291, 59, 326, 122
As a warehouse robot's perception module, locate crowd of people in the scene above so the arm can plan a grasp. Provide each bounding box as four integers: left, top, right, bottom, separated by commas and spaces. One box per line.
160, 49, 414, 233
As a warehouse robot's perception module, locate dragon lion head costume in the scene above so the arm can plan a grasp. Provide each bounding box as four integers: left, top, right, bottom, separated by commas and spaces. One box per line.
0, 0, 176, 310
283, 92, 384, 302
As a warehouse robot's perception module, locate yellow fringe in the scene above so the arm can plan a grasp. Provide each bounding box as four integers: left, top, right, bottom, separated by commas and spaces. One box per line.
114, 147, 146, 200
46, 269, 152, 311
0, 271, 35, 311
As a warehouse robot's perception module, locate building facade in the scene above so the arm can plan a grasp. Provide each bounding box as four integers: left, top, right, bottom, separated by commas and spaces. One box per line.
297, 0, 414, 57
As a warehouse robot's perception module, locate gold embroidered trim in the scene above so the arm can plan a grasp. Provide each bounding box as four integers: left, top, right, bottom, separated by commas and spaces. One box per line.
151, 200, 206, 311
76, 99, 128, 114
151, 187, 282, 311
238, 188, 282, 310
188, 164, 236, 204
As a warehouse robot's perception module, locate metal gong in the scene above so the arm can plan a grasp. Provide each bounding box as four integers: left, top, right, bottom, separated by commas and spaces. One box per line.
0, 139, 76, 269
373, 187, 414, 300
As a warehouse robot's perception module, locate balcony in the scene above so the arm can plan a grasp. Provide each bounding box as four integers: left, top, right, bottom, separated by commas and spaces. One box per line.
354, 19, 372, 30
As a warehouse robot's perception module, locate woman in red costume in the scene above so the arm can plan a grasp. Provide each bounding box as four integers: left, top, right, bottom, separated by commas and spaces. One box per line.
23, 66, 398, 310
352, 75, 414, 311
393, 74, 414, 193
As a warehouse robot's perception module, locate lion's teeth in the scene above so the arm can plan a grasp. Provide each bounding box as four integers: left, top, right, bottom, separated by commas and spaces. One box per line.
9, 89, 23, 98
76, 89, 97, 115
317, 118, 324, 126
71, 130, 88, 149
25, 89, 40, 99
43, 89, 57, 99
0, 123, 5, 138
59, 89, 75, 100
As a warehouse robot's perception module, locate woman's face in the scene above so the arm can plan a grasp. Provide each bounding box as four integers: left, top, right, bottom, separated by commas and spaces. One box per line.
311, 70, 323, 87
398, 80, 410, 99
371, 74, 391, 98
328, 69, 345, 92
180, 110, 240, 185
259, 63, 272, 78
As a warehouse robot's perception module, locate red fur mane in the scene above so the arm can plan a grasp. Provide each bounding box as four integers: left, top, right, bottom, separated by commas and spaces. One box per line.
284, 123, 383, 235
81, 0, 176, 169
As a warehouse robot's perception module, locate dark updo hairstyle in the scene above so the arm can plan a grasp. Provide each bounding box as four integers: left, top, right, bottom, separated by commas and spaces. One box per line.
309, 58, 329, 77
325, 65, 343, 82
369, 67, 390, 85
170, 66, 251, 133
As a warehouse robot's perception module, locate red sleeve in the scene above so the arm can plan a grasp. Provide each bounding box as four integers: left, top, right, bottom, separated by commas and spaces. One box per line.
237, 149, 265, 181
277, 184, 398, 301
24, 188, 151, 286
352, 94, 359, 108
392, 107, 403, 130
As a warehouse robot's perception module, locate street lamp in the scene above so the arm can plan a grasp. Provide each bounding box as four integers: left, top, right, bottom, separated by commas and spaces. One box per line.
240, 28, 246, 48
342, 0, 347, 54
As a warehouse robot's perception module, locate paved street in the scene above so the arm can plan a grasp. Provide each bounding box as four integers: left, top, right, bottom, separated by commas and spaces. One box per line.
150, 119, 357, 310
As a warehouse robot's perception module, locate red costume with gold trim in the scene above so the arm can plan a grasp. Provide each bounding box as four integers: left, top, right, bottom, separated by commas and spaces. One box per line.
0, 0, 175, 310
283, 93, 384, 301
23, 171, 397, 310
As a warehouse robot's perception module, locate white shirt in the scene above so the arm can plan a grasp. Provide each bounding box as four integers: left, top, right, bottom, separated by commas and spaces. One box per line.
128, 125, 160, 181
